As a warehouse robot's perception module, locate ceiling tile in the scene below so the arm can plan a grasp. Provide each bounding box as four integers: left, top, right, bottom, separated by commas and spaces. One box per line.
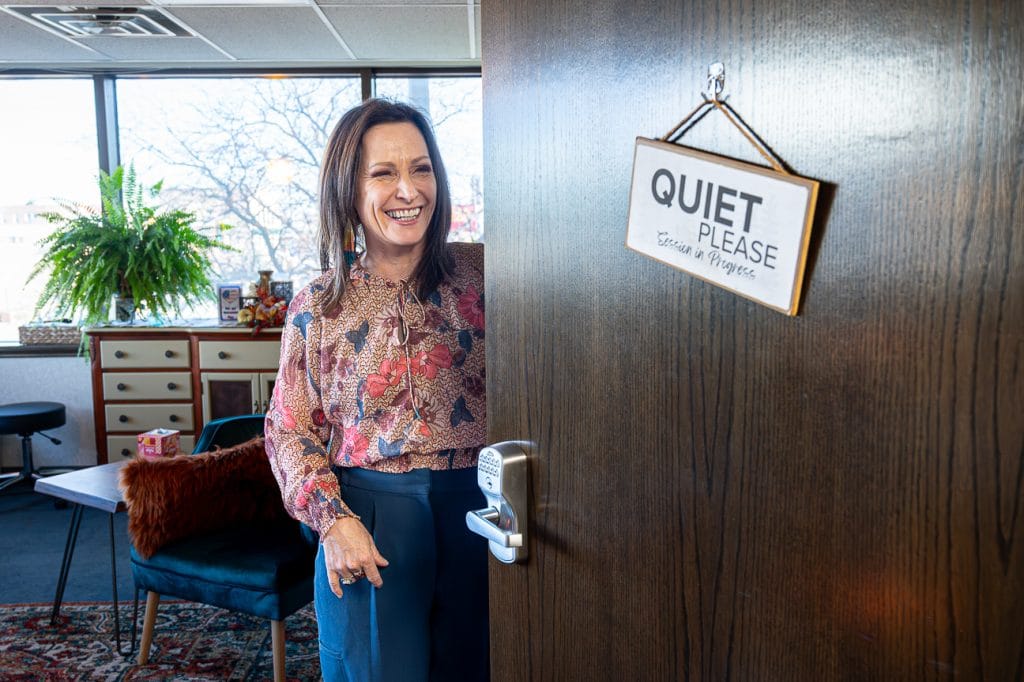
323, 5, 470, 61
72, 35, 230, 61
0, 1, 480, 67
168, 6, 353, 60
0, 12, 106, 62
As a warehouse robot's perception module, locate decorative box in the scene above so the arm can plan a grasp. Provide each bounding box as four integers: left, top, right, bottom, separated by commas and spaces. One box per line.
137, 428, 181, 460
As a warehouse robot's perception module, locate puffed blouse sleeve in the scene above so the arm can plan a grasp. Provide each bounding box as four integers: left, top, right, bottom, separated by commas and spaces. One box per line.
265, 282, 355, 538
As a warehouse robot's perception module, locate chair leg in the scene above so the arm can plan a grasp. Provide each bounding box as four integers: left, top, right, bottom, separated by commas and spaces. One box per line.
271, 619, 285, 682
0, 436, 31, 493
138, 591, 160, 665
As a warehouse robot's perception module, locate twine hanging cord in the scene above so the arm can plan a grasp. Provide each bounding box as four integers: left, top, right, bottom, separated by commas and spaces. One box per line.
660, 96, 789, 175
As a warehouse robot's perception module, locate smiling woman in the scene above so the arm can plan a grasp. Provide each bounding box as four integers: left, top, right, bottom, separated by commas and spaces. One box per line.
265, 98, 489, 682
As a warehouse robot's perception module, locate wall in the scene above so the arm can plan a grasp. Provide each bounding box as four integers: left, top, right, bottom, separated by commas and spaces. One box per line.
0, 356, 97, 468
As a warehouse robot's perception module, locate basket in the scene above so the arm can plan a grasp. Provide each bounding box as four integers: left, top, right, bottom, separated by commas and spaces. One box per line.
18, 324, 82, 345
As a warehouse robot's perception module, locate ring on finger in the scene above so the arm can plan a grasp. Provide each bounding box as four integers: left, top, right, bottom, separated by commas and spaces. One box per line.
340, 576, 356, 585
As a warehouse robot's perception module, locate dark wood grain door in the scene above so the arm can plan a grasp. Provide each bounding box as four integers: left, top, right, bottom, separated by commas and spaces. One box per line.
481, 1, 1023, 680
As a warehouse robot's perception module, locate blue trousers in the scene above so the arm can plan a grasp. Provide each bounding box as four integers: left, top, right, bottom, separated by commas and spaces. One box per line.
315, 466, 490, 682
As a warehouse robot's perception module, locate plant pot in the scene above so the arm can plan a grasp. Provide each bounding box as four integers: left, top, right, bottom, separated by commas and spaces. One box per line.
114, 296, 135, 323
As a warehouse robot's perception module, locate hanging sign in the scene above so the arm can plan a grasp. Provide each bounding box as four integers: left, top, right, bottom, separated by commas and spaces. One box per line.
626, 137, 819, 315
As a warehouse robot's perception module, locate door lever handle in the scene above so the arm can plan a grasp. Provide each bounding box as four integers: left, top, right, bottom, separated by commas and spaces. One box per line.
465, 441, 529, 563
466, 508, 523, 548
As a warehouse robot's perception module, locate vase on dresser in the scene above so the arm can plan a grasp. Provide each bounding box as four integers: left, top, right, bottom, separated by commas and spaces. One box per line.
113, 295, 135, 323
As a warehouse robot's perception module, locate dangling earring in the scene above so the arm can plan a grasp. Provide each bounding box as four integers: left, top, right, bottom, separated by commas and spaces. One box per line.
343, 223, 357, 268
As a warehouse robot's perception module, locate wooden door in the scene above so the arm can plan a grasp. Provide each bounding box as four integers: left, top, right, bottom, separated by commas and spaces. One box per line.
481, 1, 1023, 679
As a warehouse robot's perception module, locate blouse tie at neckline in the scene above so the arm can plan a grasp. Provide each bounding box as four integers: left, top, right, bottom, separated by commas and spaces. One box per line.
396, 279, 426, 421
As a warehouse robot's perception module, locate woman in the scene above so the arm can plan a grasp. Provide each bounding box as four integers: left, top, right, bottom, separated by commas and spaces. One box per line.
265, 98, 488, 682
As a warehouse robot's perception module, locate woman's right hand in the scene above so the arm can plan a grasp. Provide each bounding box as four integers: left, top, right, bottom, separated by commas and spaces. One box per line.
321, 516, 389, 598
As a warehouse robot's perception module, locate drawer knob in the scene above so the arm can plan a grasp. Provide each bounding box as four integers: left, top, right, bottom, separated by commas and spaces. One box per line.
118, 415, 128, 423
165, 349, 175, 358
218, 351, 229, 360
167, 382, 177, 390
121, 448, 131, 457
116, 382, 127, 391
114, 350, 125, 359
169, 414, 179, 423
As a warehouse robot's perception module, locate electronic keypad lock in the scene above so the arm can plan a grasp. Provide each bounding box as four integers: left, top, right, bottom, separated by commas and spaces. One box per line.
466, 441, 529, 564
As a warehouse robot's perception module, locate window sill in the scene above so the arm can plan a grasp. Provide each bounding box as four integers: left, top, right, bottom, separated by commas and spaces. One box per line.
0, 343, 81, 358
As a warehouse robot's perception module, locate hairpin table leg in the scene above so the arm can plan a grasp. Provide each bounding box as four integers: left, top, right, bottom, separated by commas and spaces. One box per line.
50, 503, 84, 624
110, 512, 135, 658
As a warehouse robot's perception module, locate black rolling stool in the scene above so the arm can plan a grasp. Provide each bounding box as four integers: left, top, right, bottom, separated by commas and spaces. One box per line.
0, 402, 66, 493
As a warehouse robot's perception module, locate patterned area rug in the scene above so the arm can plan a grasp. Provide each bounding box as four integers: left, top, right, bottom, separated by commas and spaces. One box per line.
0, 601, 320, 681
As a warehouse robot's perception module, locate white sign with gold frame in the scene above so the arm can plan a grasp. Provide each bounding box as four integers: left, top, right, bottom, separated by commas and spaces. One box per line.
626, 137, 819, 315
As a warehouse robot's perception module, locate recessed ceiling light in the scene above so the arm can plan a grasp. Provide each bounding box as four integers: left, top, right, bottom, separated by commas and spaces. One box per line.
9, 6, 194, 37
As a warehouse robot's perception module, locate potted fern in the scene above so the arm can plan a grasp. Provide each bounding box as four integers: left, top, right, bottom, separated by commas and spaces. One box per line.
28, 165, 233, 327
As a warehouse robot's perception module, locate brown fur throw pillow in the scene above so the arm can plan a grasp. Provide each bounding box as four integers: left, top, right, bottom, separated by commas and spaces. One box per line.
119, 436, 288, 558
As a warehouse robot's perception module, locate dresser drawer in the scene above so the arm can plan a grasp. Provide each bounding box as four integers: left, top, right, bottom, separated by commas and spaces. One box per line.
102, 372, 192, 400
107, 434, 196, 460
105, 403, 194, 433
199, 340, 281, 370
100, 340, 190, 368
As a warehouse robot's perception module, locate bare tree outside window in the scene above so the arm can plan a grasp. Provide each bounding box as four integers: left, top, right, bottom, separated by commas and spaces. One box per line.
119, 76, 483, 319
119, 77, 361, 301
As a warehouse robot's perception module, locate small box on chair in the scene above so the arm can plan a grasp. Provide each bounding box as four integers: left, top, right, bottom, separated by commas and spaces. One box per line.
137, 428, 181, 460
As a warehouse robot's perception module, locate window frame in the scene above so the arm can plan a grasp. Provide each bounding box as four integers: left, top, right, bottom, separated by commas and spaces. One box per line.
96, 66, 481, 172
0, 66, 481, 354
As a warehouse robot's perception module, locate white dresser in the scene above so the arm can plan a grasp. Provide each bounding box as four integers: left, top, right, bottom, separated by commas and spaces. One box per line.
85, 325, 282, 463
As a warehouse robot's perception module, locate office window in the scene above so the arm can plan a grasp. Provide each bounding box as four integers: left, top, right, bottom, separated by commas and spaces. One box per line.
375, 77, 484, 243
0, 72, 482, 341
118, 76, 364, 315
0, 79, 98, 342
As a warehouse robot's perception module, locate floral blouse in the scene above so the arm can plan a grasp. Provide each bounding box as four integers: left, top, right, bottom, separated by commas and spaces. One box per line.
265, 242, 486, 537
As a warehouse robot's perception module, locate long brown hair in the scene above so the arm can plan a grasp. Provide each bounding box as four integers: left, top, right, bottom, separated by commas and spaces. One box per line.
318, 98, 453, 313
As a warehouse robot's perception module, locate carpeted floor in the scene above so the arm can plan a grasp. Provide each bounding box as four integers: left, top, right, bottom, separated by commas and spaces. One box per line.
0, 601, 320, 681
0, 480, 321, 680
0, 480, 134, 605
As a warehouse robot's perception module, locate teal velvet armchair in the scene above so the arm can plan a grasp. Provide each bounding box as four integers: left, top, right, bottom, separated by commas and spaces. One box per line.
120, 414, 318, 682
